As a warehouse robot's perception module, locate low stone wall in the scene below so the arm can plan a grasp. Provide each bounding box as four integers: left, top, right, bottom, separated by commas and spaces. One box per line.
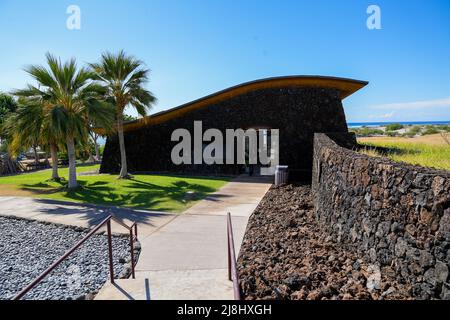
312, 133, 450, 299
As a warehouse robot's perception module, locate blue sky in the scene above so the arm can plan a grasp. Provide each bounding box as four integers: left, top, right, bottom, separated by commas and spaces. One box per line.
0, 0, 449, 122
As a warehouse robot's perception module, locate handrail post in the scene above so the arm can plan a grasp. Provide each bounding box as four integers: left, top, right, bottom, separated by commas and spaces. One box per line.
227, 212, 241, 300
134, 223, 138, 241
129, 227, 136, 279
106, 220, 115, 284
227, 218, 231, 281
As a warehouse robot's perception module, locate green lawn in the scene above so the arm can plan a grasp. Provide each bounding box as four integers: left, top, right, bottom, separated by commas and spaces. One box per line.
358, 134, 450, 171
0, 165, 230, 212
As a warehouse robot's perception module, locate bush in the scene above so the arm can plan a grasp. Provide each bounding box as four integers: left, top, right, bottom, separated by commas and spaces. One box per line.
385, 131, 398, 137
402, 131, 416, 138
385, 123, 404, 131
350, 127, 384, 137
408, 125, 422, 135
57, 140, 96, 162
436, 125, 450, 132
422, 126, 439, 135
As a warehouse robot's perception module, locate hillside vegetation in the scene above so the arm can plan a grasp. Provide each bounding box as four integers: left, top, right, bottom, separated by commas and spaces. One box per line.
358, 134, 450, 171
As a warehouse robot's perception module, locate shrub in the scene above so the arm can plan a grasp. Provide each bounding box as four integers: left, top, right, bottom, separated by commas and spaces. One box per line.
350, 127, 384, 137
385, 123, 404, 131
408, 125, 422, 135
402, 131, 416, 138
386, 131, 398, 137
436, 125, 450, 132
422, 126, 439, 135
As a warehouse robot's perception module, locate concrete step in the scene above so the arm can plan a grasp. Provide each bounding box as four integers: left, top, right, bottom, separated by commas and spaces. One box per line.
95, 269, 233, 300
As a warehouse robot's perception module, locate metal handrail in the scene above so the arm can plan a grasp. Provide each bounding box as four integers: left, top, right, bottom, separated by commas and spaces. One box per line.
111, 216, 138, 278
13, 215, 138, 300
227, 212, 241, 300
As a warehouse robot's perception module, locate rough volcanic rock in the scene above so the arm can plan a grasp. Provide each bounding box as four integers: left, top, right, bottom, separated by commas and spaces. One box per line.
312, 133, 450, 300
238, 184, 411, 300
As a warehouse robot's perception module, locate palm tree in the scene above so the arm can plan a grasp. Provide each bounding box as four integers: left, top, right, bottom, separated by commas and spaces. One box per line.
0, 93, 18, 142
0, 93, 20, 174
13, 53, 115, 188
89, 51, 156, 178
6, 99, 62, 180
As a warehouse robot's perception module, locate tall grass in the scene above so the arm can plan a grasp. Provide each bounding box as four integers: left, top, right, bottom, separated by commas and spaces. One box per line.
358, 139, 450, 171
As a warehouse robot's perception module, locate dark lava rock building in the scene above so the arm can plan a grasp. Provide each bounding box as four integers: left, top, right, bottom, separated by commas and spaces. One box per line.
100, 76, 367, 179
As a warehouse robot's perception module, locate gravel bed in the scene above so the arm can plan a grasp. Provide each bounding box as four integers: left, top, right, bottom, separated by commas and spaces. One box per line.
0, 216, 139, 300
238, 184, 411, 300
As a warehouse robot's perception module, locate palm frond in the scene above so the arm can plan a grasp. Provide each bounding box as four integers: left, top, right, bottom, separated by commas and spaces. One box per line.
89, 50, 156, 114
9, 53, 118, 187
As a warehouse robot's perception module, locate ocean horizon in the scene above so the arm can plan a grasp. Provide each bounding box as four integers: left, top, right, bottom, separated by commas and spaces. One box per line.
347, 120, 450, 128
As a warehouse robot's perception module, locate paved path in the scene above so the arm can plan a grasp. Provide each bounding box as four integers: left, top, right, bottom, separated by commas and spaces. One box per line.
95, 175, 272, 300
0, 196, 176, 236
0, 175, 272, 300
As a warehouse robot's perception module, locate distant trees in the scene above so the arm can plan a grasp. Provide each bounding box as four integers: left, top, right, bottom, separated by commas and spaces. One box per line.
385, 130, 398, 137
0, 93, 19, 174
437, 125, 450, 132
351, 124, 450, 138
349, 127, 384, 137
0, 93, 17, 146
422, 125, 440, 136
385, 123, 404, 131
123, 114, 138, 122
407, 126, 422, 136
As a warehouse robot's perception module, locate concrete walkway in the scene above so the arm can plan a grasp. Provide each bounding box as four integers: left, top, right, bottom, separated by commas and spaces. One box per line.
95, 175, 272, 300
0, 175, 272, 300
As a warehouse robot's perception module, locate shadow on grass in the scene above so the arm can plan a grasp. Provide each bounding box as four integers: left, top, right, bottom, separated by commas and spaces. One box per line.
19, 175, 227, 226
129, 172, 233, 182
19, 179, 68, 195
130, 172, 272, 185
124, 178, 220, 207
21, 179, 225, 219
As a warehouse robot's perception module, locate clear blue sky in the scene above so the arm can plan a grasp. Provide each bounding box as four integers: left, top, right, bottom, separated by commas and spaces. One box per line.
1, 0, 449, 122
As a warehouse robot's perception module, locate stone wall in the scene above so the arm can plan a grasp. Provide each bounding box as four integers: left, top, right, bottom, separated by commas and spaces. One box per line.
101, 87, 348, 180
312, 133, 450, 299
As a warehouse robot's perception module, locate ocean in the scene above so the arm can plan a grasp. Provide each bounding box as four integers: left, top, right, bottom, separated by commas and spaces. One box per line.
347, 121, 450, 128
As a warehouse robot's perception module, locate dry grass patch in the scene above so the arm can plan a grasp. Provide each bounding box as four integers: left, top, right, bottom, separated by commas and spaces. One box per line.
358, 134, 450, 170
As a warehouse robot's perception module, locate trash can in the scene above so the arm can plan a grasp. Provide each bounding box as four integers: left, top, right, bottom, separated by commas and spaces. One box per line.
275, 165, 289, 186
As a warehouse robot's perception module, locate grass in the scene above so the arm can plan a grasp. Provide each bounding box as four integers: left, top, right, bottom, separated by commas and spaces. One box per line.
358, 134, 450, 170
0, 164, 230, 212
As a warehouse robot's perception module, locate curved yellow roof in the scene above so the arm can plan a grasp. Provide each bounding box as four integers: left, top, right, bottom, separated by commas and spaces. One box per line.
102, 75, 368, 133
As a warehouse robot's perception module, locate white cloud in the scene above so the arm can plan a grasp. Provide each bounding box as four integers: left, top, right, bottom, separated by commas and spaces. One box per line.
371, 97, 450, 110
368, 112, 395, 119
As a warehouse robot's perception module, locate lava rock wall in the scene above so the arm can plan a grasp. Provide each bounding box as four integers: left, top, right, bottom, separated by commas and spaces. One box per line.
101, 87, 348, 180
312, 133, 450, 299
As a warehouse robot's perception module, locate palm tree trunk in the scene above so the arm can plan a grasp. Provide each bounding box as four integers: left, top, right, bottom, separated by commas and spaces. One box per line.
94, 142, 100, 161
87, 151, 95, 163
94, 136, 100, 161
5, 154, 17, 174
50, 143, 60, 180
66, 136, 78, 189
33, 146, 39, 166
117, 112, 128, 178
89, 132, 101, 161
